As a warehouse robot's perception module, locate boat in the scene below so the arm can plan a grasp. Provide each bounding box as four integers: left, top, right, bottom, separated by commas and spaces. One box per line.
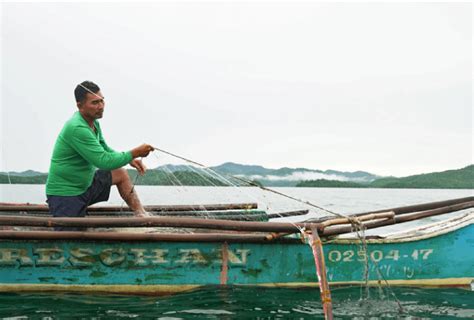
0, 197, 472, 295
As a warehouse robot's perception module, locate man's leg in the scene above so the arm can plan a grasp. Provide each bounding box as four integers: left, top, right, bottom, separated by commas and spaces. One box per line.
111, 168, 148, 217
47, 195, 87, 231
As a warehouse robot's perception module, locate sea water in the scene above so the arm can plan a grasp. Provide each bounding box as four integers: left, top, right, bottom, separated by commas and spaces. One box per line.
0, 185, 473, 319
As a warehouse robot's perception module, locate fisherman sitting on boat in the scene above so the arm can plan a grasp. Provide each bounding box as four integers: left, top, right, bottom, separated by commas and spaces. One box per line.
45, 81, 154, 226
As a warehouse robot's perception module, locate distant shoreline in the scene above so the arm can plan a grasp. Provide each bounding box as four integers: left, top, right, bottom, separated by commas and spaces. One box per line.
1, 182, 473, 190
1, 164, 472, 189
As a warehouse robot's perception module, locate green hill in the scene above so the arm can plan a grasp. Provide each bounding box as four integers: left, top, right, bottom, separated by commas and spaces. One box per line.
1, 164, 472, 189
0, 173, 47, 184
296, 179, 368, 188
369, 165, 473, 189
209, 162, 379, 184
297, 165, 473, 189
0, 170, 238, 187
128, 170, 234, 186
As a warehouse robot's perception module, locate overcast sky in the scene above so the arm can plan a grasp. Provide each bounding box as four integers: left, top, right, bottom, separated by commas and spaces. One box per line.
0, 2, 472, 176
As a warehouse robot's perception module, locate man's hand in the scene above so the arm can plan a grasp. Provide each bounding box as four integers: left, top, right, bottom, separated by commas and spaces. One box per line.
131, 144, 154, 158
130, 159, 147, 176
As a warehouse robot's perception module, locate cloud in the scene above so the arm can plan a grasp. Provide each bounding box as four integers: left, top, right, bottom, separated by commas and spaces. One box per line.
247, 172, 351, 182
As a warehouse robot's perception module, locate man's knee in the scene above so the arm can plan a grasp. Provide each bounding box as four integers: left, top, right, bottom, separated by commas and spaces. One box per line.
111, 168, 129, 185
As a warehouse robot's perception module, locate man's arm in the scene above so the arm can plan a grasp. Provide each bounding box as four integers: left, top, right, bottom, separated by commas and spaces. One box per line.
96, 121, 117, 153
70, 126, 132, 170
96, 124, 152, 165
100, 138, 116, 153
70, 125, 154, 170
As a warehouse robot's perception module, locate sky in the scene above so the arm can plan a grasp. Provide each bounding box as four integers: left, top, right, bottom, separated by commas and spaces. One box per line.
0, 2, 472, 177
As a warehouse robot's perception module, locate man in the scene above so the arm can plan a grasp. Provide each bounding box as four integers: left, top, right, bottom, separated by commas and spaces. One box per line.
46, 81, 154, 225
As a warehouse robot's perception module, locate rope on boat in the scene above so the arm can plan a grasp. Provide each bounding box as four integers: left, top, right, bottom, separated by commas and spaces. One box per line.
148, 148, 299, 233
150, 151, 272, 221
150, 146, 364, 231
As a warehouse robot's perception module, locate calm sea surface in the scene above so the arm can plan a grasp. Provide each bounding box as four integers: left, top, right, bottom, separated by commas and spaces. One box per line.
0, 185, 473, 319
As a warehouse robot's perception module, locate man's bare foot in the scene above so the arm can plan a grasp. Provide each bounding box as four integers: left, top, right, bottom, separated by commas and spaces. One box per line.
135, 211, 152, 218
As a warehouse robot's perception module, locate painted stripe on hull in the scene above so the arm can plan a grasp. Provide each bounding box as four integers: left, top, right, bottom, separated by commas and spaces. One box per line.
0, 278, 471, 295
255, 278, 474, 288
0, 283, 202, 295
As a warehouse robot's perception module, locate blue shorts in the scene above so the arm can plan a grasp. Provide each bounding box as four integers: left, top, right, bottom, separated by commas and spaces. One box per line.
47, 170, 112, 230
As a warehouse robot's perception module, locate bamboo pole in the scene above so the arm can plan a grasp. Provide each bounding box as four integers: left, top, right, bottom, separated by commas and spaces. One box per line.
0, 201, 471, 234
308, 226, 333, 320
0, 230, 303, 243
0, 202, 471, 242
267, 210, 309, 219
0, 215, 312, 233
0, 201, 471, 241
183, 214, 267, 221
308, 197, 474, 223
0, 209, 308, 221
96, 210, 264, 217
380, 196, 474, 215
0, 212, 269, 222
173, 210, 309, 221
0, 202, 258, 212
319, 211, 395, 228
321, 201, 474, 236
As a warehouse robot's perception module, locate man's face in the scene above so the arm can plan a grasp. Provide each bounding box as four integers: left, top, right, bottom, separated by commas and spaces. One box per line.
77, 91, 105, 120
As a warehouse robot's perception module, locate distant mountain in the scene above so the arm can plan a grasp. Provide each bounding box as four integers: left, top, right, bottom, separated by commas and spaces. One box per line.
369, 165, 473, 189
2, 163, 471, 189
152, 162, 380, 187
208, 162, 380, 186
0, 173, 47, 184
1, 170, 44, 177
297, 179, 368, 188
128, 169, 231, 186
0, 162, 380, 186
298, 165, 473, 189
210, 162, 274, 176
154, 164, 193, 172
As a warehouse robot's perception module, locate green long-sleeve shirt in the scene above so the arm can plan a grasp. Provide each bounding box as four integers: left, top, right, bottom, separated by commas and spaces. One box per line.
46, 111, 132, 196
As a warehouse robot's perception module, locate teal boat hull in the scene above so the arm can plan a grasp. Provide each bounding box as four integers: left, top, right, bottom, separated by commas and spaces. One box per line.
0, 217, 473, 294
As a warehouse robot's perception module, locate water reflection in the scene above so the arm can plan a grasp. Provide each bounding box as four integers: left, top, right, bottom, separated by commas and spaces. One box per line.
0, 287, 473, 319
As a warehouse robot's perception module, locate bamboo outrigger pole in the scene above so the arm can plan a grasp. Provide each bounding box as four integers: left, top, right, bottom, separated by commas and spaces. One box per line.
0, 215, 311, 233
0, 230, 279, 243
308, 196, 474, 223
322, 201, 474, 236
307, 226, 333, 320
0, 201, 472, 238
0, 203, 258, 212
